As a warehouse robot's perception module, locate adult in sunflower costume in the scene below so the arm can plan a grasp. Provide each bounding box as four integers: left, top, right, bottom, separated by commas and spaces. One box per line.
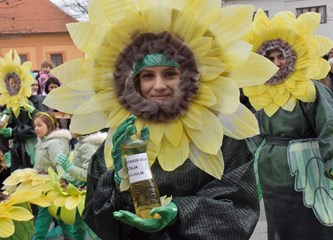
242, 9, 333, 240
43, 1, 279, 239
0, 50, 40, 172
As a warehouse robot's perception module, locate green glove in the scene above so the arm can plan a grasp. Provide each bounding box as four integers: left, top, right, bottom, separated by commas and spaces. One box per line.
113, 201, 178, 233
4, 152, 11, 168
112, 115, 150, 185
57, 153, 72, 172
0, 127, 12, 138
20, 103, 36, 113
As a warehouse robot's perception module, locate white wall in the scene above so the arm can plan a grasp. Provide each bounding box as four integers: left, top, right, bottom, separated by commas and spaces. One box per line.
222, 0, 333, 40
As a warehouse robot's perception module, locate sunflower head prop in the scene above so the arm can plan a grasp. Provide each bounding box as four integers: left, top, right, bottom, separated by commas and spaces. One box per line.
0, 50, 34, 117
242, 9, 333, 117
44, 0, 278, 179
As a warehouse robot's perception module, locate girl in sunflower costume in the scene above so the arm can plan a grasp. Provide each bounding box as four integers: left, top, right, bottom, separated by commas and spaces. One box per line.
242, 9, 333, 240
43, 1, 279, 239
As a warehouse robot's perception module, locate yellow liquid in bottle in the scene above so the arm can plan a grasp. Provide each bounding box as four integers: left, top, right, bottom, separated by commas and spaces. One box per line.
0, 114, 9, 129
122, 139, 161, 219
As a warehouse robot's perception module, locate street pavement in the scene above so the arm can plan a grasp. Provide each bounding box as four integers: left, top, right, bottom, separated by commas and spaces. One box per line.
250, 201, 268, 240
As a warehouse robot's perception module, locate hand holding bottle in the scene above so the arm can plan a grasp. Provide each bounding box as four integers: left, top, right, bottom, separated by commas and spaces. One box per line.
113, 201, 178, 233
111, 115, 149, 185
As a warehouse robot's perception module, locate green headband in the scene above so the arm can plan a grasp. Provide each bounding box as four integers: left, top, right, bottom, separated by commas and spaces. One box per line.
132, 53, 180, 77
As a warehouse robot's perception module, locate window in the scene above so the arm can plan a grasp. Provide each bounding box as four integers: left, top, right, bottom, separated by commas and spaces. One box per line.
296, 6, 327, 24
19, 54, 28, 63
50, 53, 63, 67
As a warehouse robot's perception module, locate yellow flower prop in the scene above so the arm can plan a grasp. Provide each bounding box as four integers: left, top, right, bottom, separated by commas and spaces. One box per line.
242, 9, 333, 117
2, 168, 52, 194
0, 191, 42, 238
44, 0, 277, 179
47, 168, 86, 225
0, 50, 34, 117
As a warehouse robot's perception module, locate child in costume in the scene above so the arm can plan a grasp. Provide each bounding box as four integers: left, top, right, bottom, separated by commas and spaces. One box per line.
32, 111, 74, 240
242, 9, 333, 240
39, 60, 54, 96
57, 131, 107, 240
43, 1, 279, 239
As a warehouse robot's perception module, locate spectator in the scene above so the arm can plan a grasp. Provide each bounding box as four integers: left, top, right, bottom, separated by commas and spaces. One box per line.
32, 111, 74, 240
39, 60, 55, 96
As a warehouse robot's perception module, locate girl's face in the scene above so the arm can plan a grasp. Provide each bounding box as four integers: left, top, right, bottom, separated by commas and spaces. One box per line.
34, 117, 49, 138
48, 83, 59, 93
139, 66, 181, 101
31, 80, 39, 95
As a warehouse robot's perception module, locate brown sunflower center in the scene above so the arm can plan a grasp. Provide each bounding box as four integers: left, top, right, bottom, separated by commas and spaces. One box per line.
4, 72, 21, 96
257, 39, 296, 85
114, 31, 200, 122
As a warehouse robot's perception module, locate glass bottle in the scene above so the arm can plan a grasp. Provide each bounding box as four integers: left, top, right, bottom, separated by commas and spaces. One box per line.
121, 133, 161, 218
0, 110, 10, 128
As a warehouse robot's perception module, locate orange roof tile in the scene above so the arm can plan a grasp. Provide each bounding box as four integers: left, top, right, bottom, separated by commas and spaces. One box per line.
0, 0, 78, 34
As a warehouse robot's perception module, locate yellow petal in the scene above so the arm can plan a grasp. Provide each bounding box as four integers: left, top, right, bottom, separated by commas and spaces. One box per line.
189, 143, 224, 179
188, 37, 213, 59
218, 104, 259, 139
9, 206, 34, 221
164, 119, 183, 147
313, 35, 333, 57
67, 22, 106, 53
180, 103, 203, 130
70, 112, 109, 134
74, 89, 113, 114
211, 5, 254, 46
229, 52, 278, 87
60, 207, 76, 225
205, 77, 240, 114
48, 204, 60, 220
220, 40, 252, 71
44, 86, 94, 114
294, 12, 320, 34
66, 184, 81, 195
107, 103, 130, 129
264, 103, 280, 117
54, 197, 68, 207
185, 107, 223, 155
0, 218, 14, 238
65, 195, 81, 210
199, 57, 226, 81
282, 96, 298, 112
158, 134, 189, 171
192, 83, 217, 108
147, 122, 165, 146
297, 81, 316, 102
144, 4, 171, 33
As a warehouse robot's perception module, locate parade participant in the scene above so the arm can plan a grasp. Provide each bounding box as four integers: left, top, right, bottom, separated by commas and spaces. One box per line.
0, 50, 39, 171
33, 111, 74, 240
57, 131, 107, 240
242, 9, 333, 240
43, 1, 278, 239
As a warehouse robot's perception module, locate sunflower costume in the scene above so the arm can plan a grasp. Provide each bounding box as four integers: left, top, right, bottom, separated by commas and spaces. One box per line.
0, 50, 39, 172
44, 1, 278, 239
242, 9, 333, 240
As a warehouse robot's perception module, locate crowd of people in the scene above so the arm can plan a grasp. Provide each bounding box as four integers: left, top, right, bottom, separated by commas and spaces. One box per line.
1, 1, 333, 240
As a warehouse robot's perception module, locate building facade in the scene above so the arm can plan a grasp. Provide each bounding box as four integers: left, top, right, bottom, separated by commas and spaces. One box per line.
222, 0, 333, 40
0, 0, 84, 70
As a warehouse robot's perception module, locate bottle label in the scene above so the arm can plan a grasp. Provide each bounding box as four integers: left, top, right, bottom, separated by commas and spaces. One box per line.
126, 153, 152, 183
